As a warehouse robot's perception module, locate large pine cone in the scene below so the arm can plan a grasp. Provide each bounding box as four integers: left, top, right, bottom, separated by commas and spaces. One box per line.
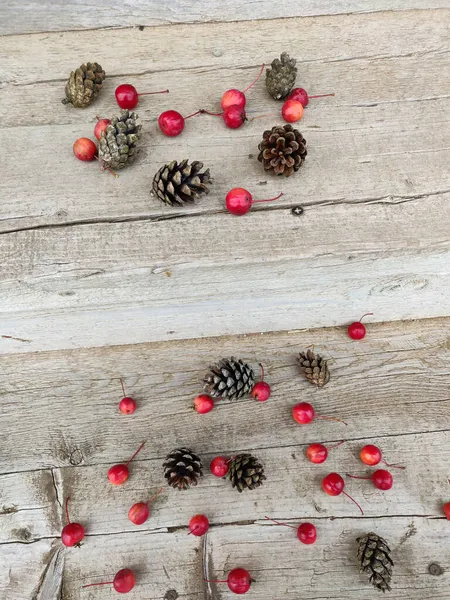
266, 52, 297, 100
258, 124, 307, 176
298, 350, 330, 387
204, 357, 255, 400
98, 110, 141, 170
357, 532, 393, 592
228, 453, 266, 492
152, 160, 212, 206
163, 448, 203, 490
62, 62, 106, 108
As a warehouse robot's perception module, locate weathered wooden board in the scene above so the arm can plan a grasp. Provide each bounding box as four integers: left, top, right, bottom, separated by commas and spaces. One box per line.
1, 11, 449, 353
1, 1, 448, 36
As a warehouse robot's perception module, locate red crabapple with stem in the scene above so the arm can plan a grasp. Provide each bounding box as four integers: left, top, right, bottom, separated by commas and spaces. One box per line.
287, 87, 335, 108
264, 516, 317, 544
251, 364, 271, 402
82, 568, 136, 593
115, 83, 169, 109
346, 469, 394, 491
128, 488, 164, 525
210, 456, 230, 477
205, 568, 253, 594
226, 188, 284, 216
292, 402, 347, 426
322, 472, 364, 515
306, 441, 345, 464
188, 514, 210, 536
194, 394, 214, 414
61, 497, 85, 547
347, 313, 373, 340
107, 440, 146, 485
360, 444, 405, 469
221, 63, 265, 110
118, 378, 136, 414
158, 109, 206, 137
281, 99, 304, 123
73, 137, 97, 161
201, 106, 247, 129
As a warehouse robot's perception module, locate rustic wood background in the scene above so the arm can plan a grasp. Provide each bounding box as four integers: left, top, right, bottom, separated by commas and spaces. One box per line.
1, 2, 449, 599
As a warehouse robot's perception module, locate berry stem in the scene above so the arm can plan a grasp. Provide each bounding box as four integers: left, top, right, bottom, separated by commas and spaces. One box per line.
200, 109, 223, 117
359, 312, 373, 322
126, 440, 146, 466
148, 487, 164, 503
82, 581, 114, 588
327, 440, 345, 450
346, 473, 371, 480
381, 459, 405, 470
120, 378, 126, 397
259, 363, 265, 382
95, 156, 119, 178
249, 112, 278, 121
204, 579, 228, 583
252, 192, 284, 204
184, 110, 202, 119
65, 496, 71, 524
342, 491, 364, 515
137, 89, 169, 96
243, 63, 265, 93
316, 415, 348, 426
309, 93, 335, 99
264, 516, 297, 530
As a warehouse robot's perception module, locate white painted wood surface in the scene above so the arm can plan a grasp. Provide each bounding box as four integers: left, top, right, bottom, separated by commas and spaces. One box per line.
1, 0, 449, 36
0, 319, 449, 598
1, 10, 449, 354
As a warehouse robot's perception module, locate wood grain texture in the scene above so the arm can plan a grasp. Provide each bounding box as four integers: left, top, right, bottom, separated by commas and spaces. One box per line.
1, 10, 449, 353
1, 0, 448, 36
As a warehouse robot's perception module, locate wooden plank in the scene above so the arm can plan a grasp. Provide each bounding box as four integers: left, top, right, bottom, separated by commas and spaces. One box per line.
1, 11, 449, 352
1, 1, 448, 36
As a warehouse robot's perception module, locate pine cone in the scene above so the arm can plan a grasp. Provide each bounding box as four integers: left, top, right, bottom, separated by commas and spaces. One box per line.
163, 448, 203, 490
266, 52, 297, 100
152, 160, 212, 206
357, 532, 393, 592
98, 110, 141, 170
298, 350, 330, 387
228, 453, 266, 492
204, 357, 255, 400
62, 62, 106, 108
258, 124, 307, 177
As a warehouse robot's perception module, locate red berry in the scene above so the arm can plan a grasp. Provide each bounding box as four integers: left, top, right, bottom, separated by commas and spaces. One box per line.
73, 137, 97, 161
119, 397, 136, 414
158, 110, 185, 136
94, 118, 111, 140
128, 502, 149, 525
189, 514, 209, 536
360, 444, 381, 466
61, 497, 85, 547
221, 64, 265, 111
322, 473, 364, 514
115, 84, 139, 109
292, 402, 315, 424
297, 522, 317, 545
288, 88, 310, 107
83, 568, 136, 593
210, 456, 230, 477
223, 105, 247, 129
306, 443, 328, 464
225, 188, 283, 216
227, 568, 252, 594
251, 363, 271, 401
281, 99, 304, 123
348, 312, 373, 340
194, 394, 214, 414
443, 502, 450, 519
346, 469, 393, 490
108, 441, 146, 485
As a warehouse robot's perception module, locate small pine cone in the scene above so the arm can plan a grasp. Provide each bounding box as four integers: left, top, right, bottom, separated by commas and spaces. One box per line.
163, 448, 203, 490
266, 52, 297, 100
152, 159, 212, 206
298, 349, 330, 387
204, 357, 255, 400
62, 62, 106, 108
258, 124, 307, 177
98, 110, 142, 170
228, 453, 266, 492
357, 532, 393, 592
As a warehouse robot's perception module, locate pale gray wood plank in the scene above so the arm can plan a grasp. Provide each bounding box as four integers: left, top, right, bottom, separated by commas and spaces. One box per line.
1, 1, 448, 36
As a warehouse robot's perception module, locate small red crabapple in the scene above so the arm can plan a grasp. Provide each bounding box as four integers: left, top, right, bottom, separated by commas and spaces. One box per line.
118, 379, 136, 414
347, 312, 373, 340
292, 402, 347, 425
73, 137, 97, 161
128, 488, 164, 525
306, 441, 345, 464
223, 105, 247, 129
443, 502, 450, 520
194, 394, 214, 414
225, 188, 284, 216
107, 441, 146, 485
205, 568, 252, 594
158, 109, 203, 137
287, 88, 335, 107
251, 364, 271, 402
264, 516, 317, 544
61, 497, 85, 547
210, 456, 230, 477
188, 514, 209, 536
115, 84, 169, 109
93, 118, 111, 140
281, 99, 304, 123
347, 469, 394, 491
360, 444, 405, 469
322, 472, 364, 514
82, 568, 136, 593
221, 63, 265, 111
